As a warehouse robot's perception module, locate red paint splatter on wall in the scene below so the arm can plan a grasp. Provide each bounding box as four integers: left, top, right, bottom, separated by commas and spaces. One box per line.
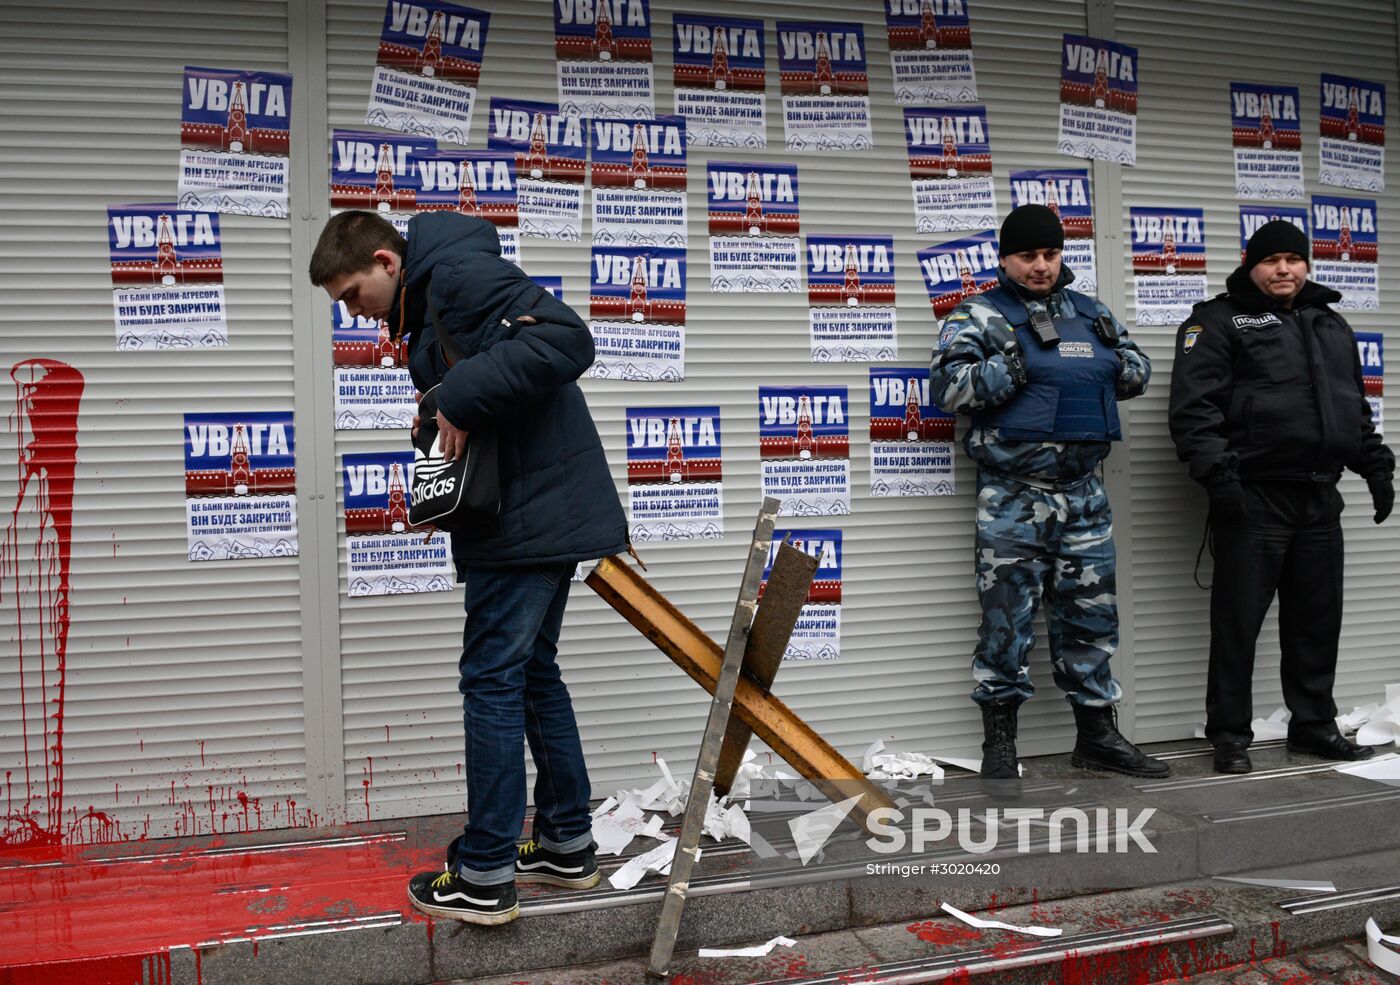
2, 359, 83, 848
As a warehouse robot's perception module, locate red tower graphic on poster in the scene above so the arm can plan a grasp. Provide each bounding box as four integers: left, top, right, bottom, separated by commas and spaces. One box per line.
527, 112, 549, 178
1044, 178, 1061, 219
919, 0, 939, 48
941, 116, 960, 175
665, 417, 685, 482
418, 10, 446, 76
814, 32, 834, 95
629, 254, 651, 321
904, 377, 922, 440
1339, 208, 1353, 259
1346, 87, 1361, 141
843, 243, 863, 305
710, 24, 731, 89
957, 249, 978, 300
373, 142, 397, 209
229, 425, 252, 491
629, 122, 650, 187
376, 320, 403, 367
457, 160, 479, 215
745, 171, 765, 234
387, 463, 409, 529
1161, 216, 1178, 272
595, 0, 615, 60
226, 81, 249, 152
1258, 101, 1275, 148
1092, 48, 1109, 107
795, 395, 816, 458
155, 213, 181, 284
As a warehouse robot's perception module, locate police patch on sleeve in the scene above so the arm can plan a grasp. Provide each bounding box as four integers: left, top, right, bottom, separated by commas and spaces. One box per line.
1183, 325, 1203, 353
938, 317, 962, 350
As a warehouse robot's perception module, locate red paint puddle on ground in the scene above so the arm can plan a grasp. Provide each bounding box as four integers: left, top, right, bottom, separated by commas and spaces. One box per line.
906, 918, 983, 946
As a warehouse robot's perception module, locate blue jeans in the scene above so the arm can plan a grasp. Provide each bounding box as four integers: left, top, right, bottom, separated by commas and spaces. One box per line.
452, 562, 594, 885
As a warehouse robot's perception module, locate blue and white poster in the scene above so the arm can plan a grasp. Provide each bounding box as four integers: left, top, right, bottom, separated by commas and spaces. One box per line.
1057, 35, 1138, 165
1230, 83, 1303, 200
329, 128, 436, 214
706, 162, 801, 293
777, 21, 873, 151
884, 0, 977, 105
487, 97, 586, 240
1319, 74, 1385, 192
1311, 195, 1379, 310
555, 0, 655, 120
624, 406, 723, 541
415, 149, 522, 262
183, 411, 298, 562
1238, 204, 1307, 263
588, 246, 686, 381
178, 66, 292, 218
806, 235, 897, 361
330, 301, 417, 430
869, 368, 956, 496
589, 116, 688, 247
671, 14, 767, 147
904, 107, 996, 233
342, 451, 454, 596
918, 228, 999, 324
765, 529, 842, 660
107, 204, 227, 350
366, 0, 489, 144
1009, 168, 1096, 295
1129, 207, 1206, 325
1357, 331, 1384, 433
758, 386, 851, 516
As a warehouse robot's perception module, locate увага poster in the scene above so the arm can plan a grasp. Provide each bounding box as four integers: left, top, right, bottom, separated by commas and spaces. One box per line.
758, 386, 851, 516
184, 412, 297, 562
366, 0, 489, 144
178, 66, 292, 218
884, 0, 977, 106
416, 148, 523, 264
1009, 168, 1096, 295
108, 205, 227, 350
1357, 331, 1384, 433
487, 98, 586, 241
624, 405, 723, 541
1319, 74, 1385, 193
589, 115, 688, 247
671, 14, 767, 148
329, 128, 436, 215
806, 235, 897, 362
588, 246, 686, 381
555, 0, 655, 120
1311, 195, 1379, 311
342, 451, 453, 596
765, 529, 841, 660
1129, 208, 1206, 326
869, 367, 955, 497
904, 106, 997, 234
707, 161, 801, 293
1230, 83, 1303, 200
777, 21, 873, 152
918, 228, 999, 327
331, 301, 417, 430
1057, 35, 1137, 165
1238, 204, 1307, 263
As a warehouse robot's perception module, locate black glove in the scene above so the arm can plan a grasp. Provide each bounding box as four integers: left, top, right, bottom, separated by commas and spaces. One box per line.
1208, 480, 1247, 523
1370, 476, 1394, 524
987, 325, 1027, 387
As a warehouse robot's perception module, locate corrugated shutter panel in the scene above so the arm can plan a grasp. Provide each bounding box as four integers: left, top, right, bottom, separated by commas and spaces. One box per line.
1117, 0, 1400, 740
0, 1, 311, 841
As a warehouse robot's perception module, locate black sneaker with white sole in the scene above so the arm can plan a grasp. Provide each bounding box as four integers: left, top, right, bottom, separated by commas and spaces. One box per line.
515, 838, 601, 889
407, 869, 519, 925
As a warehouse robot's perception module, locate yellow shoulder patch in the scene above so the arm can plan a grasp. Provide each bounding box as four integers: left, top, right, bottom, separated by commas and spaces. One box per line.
1183, 325, 1203, 353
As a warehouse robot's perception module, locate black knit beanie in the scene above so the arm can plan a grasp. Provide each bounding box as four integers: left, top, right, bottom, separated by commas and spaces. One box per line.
1244, 219, 1310, 271
998, 205, 1065, 257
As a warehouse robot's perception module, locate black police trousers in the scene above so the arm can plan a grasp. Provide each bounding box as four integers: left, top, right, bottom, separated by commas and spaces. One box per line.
1205, 480, 1345, 747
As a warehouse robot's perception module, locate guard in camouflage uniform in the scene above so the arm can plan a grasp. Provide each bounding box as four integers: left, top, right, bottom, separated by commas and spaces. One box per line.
931, 205, 1169, 780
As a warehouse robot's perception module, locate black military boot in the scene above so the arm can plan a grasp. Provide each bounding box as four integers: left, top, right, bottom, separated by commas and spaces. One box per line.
979, 700, 1020, 779
1071, 704, 1170, 778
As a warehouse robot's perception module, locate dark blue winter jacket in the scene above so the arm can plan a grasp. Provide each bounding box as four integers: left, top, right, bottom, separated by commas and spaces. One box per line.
391, 212, 628, 571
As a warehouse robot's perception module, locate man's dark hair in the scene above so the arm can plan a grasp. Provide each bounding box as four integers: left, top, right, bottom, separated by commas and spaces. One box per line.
308, 211, 408, 286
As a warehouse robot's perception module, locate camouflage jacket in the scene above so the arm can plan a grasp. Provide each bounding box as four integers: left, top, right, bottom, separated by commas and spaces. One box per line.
930, 267, 1151, 485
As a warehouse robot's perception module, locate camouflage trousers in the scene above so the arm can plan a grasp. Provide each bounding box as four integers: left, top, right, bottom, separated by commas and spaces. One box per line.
972, 469, 1123, 708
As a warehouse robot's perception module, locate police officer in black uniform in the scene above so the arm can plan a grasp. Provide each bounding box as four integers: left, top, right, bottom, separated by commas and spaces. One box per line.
1169, 220, 1394, 775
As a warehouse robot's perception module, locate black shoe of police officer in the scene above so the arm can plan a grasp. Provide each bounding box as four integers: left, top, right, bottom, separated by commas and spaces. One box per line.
1212, 743, 1252, 774
979, 700, 1021, 779
1286, 728, 1376, 762
1070, 704, 1171, 778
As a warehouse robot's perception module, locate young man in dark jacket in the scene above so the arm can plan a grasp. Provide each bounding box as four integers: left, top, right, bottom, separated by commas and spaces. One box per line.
1169, 220, 1394, 775
311, 211, 628, 924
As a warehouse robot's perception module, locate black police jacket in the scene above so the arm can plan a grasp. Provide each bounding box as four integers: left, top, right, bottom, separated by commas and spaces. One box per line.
1168, 267, 1393, 487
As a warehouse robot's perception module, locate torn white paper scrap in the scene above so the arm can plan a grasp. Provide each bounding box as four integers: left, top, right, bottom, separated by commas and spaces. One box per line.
941, 901, 1063, 938
862, 738, 887, 772
1335, 753, 1400, 786
641, 814, 666, 839
698, 935, 797, 959
591, 796, 618, 818
608, 839, 694, 890
789, 793, 864, 866
866, 749, 946, 782
1251, 706, 1290, 741
592, 814, 640, 856
1215, 876, 1337, 893
1366, 917, 1400, 975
